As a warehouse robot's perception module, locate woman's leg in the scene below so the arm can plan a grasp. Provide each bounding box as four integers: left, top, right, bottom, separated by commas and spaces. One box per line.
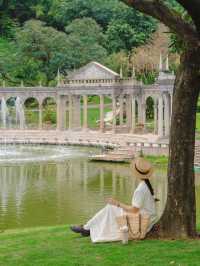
71, 204, 124, 240
84, 204, 124, 242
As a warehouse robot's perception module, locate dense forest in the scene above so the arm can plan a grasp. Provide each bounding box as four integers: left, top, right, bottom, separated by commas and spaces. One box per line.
0, 0, 159, 85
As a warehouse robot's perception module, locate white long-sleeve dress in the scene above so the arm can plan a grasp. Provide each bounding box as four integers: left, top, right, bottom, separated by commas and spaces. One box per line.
84, 181, 157, 243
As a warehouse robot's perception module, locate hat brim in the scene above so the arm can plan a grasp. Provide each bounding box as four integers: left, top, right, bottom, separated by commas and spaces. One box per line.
131, 160, 154, 179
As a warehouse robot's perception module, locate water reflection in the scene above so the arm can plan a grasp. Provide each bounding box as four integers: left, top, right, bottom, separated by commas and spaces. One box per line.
0, 150, 170, 230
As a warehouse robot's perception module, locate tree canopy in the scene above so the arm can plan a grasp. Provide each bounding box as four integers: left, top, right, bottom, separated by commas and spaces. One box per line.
0, 0, 157, 85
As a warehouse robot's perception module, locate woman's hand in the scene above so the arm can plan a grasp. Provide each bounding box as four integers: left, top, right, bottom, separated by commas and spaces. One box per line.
107, 197, 120, 207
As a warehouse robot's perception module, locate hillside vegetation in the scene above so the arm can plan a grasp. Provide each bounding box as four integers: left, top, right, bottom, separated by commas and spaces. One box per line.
0, 0, 157, 85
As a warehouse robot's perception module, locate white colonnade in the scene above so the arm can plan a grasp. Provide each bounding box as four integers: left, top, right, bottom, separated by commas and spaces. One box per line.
55, 92, 172, 137
0, 92, 172, 137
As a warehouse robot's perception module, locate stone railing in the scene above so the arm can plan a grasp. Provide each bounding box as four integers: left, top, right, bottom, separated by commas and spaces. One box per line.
0, 86, 56, 92
64, 78, 142, 86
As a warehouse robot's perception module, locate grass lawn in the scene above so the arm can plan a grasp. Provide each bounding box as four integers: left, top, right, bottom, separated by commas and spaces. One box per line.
0, 226, 200, 266
196, 113, 200, 131
145, 155, 168, 165
81, 107, 111, 129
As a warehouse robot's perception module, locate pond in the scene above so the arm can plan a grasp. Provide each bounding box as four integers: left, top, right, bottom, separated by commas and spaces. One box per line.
0, 145, 199, 230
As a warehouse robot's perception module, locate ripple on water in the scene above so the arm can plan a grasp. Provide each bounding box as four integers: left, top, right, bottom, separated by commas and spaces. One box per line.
0, 145, 97, 164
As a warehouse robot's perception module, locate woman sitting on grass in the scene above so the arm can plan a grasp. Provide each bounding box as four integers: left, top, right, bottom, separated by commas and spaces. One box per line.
71, 157, 158, 243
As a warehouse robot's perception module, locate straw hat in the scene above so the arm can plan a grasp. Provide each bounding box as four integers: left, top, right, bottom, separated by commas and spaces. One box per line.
131, 157, 153, 179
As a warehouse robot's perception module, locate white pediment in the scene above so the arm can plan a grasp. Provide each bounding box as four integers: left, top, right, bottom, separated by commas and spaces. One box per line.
67, 62, 120, 80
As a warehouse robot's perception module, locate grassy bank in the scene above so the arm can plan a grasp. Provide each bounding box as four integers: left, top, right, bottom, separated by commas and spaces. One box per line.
0, 226, 200, 266
145, 155, 168, 165
196, 113, 200, 130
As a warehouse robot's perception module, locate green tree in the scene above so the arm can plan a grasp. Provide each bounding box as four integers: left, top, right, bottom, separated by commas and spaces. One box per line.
16, 19, 71, 84
0, 0, 158, 84
65, 18, 107, 69
0, 38, 19, 84
48, 0, 156, 51
48, 0, 117, 29
106, 20, 137, 53
0, 0, 40, 36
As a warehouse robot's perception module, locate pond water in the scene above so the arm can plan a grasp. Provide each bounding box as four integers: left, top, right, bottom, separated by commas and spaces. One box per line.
0, 145, 199, 230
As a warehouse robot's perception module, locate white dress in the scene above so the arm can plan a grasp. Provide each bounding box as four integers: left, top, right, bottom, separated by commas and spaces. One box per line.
84, 181, 157, 243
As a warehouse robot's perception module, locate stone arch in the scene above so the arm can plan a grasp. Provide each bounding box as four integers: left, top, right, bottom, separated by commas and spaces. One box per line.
24, 97, 39, 129
6, 96, 16, 106
5, 97, 17, 129
23, 96, 40, 106
42, 97, 57, 129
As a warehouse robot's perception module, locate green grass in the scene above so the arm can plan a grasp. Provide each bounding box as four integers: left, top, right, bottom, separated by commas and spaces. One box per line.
196, 113, 200, 132
81, 107, 111, 129
86, 96, 112, 105
0, 226, 200, 266
145, 155, 168, 165
195, 135, 200, 140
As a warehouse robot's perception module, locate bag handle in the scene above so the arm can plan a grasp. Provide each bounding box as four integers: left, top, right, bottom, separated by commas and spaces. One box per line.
126, 214, 141, 239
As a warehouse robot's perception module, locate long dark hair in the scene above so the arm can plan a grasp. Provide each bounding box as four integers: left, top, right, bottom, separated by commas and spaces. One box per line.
143, 179, 159, 202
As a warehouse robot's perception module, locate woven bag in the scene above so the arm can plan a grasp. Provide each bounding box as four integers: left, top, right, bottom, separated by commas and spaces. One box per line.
116, 213, 150, 240
116, 215, 127, 228
126, 213, 141, 239
139, 213, 150, 239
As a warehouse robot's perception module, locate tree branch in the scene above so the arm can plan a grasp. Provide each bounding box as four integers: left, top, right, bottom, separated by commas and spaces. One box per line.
176, 0, 200, 35
122, 0, 199, 44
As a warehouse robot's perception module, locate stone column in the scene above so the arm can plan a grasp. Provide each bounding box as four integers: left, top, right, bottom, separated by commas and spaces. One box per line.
72, 95, 81, 129
57, 96, 66, 131
83, 95, 88, 130
100, 95, 104, 132
131, 96, 136, 133
137, 96, 143, 124
154, 99, 158, 134
112, 95, 117, 133
164, 94, 170, 136
126, 95, 132, 131
119, 94, 124, 127
68, 95, 73, 130
39, 103, 43, 130
158, 96, 164, 137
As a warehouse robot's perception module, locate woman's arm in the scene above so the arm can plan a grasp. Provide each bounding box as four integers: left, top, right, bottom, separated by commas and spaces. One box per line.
107, 198, 139, 213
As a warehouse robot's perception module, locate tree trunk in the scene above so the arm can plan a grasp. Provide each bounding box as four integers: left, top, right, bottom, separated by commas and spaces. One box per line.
159, 47, 200, 238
